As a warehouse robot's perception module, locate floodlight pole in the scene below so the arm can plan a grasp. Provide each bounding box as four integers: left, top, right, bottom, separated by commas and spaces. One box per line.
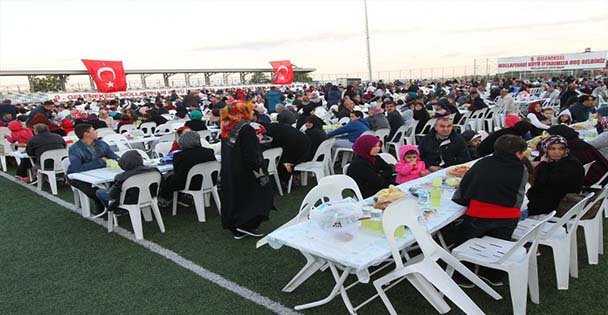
364, 0, 373, 82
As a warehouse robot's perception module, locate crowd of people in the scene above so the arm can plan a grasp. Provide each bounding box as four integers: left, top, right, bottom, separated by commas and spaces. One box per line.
1, 74, 608, 245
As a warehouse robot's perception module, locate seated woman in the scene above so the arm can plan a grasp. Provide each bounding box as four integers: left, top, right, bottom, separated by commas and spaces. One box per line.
185, 110, 207, 131
157, 131, 217, 206
526, 102, 550, 137
527, 135, 584, 216
303, 116, 327, 161
346, 134, 395, 198
413, 101, 431, 134
366, 104, 390, 131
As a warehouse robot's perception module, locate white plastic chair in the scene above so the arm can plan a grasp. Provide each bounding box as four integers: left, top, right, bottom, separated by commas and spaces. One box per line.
373, 198, 501, 315
404, 121, 418, 145
61, 158, 81, 209
512, 193, 594, 290
415, 118, 437, 141
263, 147, 284, 196
197, 130, 212, 143
102, 133, 132, 152
386, 125, 407, 155
96, 127, 116, 138
37, 149, 68, 195
159, 133, 175, 143
154, 142, 173, 158
337, 117, 350, 126
0, 137, 16, 172
450, 212, 555, 315
452, 111, 472, 133
107, 171, 165, 240
379, 152, 398, 165
317, 174, 364, 201
161, 114, 173, 121
577, 186, 608, 264
119, 124, 137, 134
468, 108, 489, 132
154, 123, 173, 135
583, 161, 595, 176
287, 138, 335, 194
139, 122, 157, 136
170, 121, 186, 132
374, 128, 391, 152
172, 161, 221, 222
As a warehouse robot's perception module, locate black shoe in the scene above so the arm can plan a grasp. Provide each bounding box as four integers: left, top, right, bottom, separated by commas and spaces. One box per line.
453, 274, 475, 289
233, 230, 247, 240
236, 228, 264, 238
479, 274, 504, 287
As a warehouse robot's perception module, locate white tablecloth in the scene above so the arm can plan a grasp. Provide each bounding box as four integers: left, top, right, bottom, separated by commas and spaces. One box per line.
267, 168, 466, 283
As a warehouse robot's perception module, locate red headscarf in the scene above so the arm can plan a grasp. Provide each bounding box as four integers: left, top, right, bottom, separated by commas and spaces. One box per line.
352, 135, 382, 165
27, 113, 61, 134
527, 101, 546, 121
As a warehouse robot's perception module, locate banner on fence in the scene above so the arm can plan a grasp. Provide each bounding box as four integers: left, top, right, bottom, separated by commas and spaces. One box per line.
497, 51, 608, 73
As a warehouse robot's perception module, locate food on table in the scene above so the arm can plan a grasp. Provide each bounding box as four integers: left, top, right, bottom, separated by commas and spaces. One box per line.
373, 185, 406, 210
447, 164, 471, 178
445, 177, 461, 187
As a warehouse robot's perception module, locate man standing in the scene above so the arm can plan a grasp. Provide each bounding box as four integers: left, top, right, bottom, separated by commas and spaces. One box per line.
384, 99, 404, 139
419, 117, 471, 172
569, 95, 597, 123
66, 124, 119, 214
26, 100, 54, 123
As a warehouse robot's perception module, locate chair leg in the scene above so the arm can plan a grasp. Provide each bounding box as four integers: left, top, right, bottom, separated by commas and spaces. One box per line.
172, 191, 178, 216
273, 172, 283, 196
599, 215, 604, 255
528, 255, 540, 304
127, 207, 144, 240
552, 243, 571, 290
72, 189, 81, 208
570, 233, 579, 278
287, 174, 293, 194
49, 173, 58, 195
0, 156, 6, 172
301, 172, 308, 186
419, 263, 483, 315
211, 187, 221, 214
37, 171, 43, 191
107, 210, 113, 232
192, 193, 206, 222
203, 192, 211, 207
79, 191, 91, 217
141, 206, 153, 222
583, 222, 600, 264
508, 267, 530, 315
150, 201, 165, 233
406, 273, 452, 314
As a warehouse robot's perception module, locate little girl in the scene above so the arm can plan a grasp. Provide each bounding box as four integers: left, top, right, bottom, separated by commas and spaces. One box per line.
395, 144, 429, 184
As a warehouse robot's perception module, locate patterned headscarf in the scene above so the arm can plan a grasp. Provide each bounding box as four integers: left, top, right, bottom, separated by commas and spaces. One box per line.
541, 135, 568, 161
368, 104, 384, 116
220, 101, 253, 139
178, 131, 201, 149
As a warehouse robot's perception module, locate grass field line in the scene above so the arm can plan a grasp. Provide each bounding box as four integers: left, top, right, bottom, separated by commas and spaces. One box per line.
0, 171, 301, 315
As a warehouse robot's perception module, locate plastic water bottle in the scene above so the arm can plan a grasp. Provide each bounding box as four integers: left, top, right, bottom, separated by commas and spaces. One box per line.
417, 189, 430, 206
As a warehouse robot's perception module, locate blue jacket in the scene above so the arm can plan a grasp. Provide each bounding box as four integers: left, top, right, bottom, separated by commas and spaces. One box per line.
327, 119, 369, 143
265, 90, 283, 113
326, 90, 341, 106
67, 140, 119, 174
569, 103, 596, 123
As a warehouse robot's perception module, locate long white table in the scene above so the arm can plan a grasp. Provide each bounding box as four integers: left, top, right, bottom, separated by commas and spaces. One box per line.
266, 167, 483, 313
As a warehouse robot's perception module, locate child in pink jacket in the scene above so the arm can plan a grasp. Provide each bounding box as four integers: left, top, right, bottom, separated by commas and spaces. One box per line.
395, 144, 429, 184
4, 120, 33, 145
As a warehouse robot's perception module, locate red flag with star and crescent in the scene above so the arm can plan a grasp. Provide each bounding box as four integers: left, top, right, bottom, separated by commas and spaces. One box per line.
81, 59, 127, 92
270, 60, 294, 85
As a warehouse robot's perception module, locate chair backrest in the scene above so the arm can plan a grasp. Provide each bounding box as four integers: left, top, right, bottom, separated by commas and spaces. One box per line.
455, 111, 472, 127
119, 124, 137, 134
154, 142, 173, 158
159, 133, 175, 142
388, 125, 407, 143
313, 137, 335, 175
546, 192, 595, 237
39, 149, 68, 172
183, 161, 221, 191
139, 122, 157, 136
102, 134, 132, 151
342, 163, 350, 175
262, 147, 283, 174
318, 174, 364, 201
96, 128, 116, 138
161, 114, 173, 121
338, 117, 350, 126
374, 128, 391, 144
295, 181, 342, 224
583, 161, 595, 176
119, 171, 162, 206
197, 130, 212, 142
61, 158, 71, 179
496, 212, 555, 264
170, 121, 186, 131
418, 118, 436, 135
580, 186, 608, 219
378, 152, 398, 165
154, 123, 173, 135
382, 198, 442, 268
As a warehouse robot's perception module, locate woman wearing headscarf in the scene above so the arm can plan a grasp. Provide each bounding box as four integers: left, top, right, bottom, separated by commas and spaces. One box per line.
366, 104, 390, 131
157, 131, 217, 204
219, 101, 273, 239
527, 135, 584, 216
26, 113, 65, 136
99, 109, 115, 130
478, 121, 533, 157
413, 102, 431, 134
185, 109, 207, 131
547, 125, 608, 187
526, 101, 550, 136
295, 104, 323, 130
346, 135, 395, 198
303, 115, 327, 161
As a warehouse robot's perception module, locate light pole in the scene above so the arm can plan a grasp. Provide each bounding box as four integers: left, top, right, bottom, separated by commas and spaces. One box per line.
364, 0, 373, 82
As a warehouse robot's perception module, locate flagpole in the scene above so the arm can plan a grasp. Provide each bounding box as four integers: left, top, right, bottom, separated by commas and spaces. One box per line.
364, 0, 373, 82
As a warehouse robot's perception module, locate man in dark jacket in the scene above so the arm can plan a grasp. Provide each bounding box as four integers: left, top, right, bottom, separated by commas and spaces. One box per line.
26, 101, 54, 123
0, 99, 17, 124
452, 134, 529, 287
182, 90, 198, 108
418, 117, 471, 172
265, 87, 283, 113
385, 99, 404, 139
95, 150, 160, 209
276, 104, 296, 125
478, 121, 533, 157
263, 122, 311, 181
568, 95, 597, 123
15, 123, 67, 180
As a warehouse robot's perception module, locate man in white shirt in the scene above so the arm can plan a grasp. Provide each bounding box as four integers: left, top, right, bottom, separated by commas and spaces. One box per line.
496, 89, 517, 114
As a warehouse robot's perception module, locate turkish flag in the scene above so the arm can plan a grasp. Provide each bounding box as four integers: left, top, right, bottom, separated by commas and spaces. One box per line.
270, 60, 294, 85
81, 59, 127, 92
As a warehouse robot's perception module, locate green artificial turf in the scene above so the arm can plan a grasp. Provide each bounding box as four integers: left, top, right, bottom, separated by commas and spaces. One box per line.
2, 170, 608, 314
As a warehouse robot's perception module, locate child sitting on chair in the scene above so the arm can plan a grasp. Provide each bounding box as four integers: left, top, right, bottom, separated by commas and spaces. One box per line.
395, 144, 429, 184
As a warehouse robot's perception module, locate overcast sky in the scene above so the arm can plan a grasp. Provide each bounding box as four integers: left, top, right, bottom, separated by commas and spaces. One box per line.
1, 0, 607, 86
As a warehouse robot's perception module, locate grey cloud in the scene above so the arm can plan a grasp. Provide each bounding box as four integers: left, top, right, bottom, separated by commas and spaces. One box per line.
193, 31, 363, 51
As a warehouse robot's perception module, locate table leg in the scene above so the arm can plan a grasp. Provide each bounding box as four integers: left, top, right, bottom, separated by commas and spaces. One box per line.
294, 264, 355, 314
282, 252, 325, 292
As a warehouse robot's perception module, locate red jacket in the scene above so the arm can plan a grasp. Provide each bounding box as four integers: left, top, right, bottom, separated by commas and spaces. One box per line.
6, 120, 33, 144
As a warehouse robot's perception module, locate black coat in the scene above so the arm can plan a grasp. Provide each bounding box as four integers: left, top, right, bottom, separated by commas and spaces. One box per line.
386, 111, 404, 140
304, 127, 327, 161
478, 121, 533, 157
220, 124, 273, 230
166, 146, 216, 191
418, 129, 471, 168
185, 120, 207, 131
264, 123, 311, 165
25, 131, 66, 168
527, 155, 584, 215
346, 155, 394, 198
